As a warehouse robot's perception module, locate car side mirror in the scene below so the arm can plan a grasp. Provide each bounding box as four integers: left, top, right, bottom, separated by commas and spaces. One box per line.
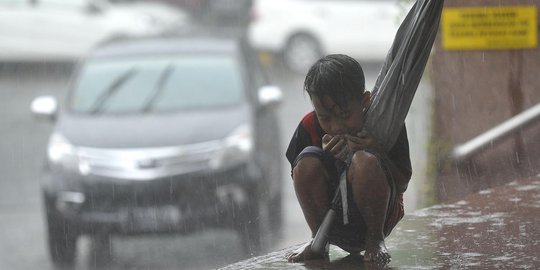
258, 85, 283, 109
31, 95, 58, 121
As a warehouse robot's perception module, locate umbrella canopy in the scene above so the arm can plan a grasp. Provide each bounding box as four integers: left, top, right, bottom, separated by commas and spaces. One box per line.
365, 0, 445, 152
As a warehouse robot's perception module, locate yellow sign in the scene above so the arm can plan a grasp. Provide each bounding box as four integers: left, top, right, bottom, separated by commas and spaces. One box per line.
442, 6, 538, 50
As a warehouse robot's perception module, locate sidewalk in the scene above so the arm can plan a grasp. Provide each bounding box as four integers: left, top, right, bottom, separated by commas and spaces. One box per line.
219, 175, 540, 269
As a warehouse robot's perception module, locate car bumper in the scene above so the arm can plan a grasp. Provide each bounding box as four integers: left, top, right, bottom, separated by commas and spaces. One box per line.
43, 163, 261, 235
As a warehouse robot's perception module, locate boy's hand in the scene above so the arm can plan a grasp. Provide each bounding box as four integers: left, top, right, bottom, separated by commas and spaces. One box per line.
345, 130, 381, 154
322, 134, 349, 162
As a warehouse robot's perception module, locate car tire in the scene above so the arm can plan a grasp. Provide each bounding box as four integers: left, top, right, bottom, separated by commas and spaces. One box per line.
237, 192, 271, 256
46, 210, 79, 266
269, 192, 283, 238
90, 233, 114, 265
283, 34, 322, 75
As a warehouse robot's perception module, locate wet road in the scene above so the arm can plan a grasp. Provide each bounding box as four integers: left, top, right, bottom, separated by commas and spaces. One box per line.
0, 56, 431, 269
220, 176, 540, 269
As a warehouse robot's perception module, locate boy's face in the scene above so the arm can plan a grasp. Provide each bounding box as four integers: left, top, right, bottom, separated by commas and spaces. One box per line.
312, 93, 370, 136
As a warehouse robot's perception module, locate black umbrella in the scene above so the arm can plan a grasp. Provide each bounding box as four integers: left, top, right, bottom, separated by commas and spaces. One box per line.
365, 0, 445, 151
311, 0, 445, 254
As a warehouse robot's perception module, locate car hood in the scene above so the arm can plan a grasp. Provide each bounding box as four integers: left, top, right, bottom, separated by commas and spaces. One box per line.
56, 105, 251, 149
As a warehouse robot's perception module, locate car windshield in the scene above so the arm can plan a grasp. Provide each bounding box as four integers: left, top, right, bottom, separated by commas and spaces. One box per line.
69, 54, 245, 114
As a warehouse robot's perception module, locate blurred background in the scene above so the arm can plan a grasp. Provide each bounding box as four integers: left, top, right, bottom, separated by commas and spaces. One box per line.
1, 0, 539, 270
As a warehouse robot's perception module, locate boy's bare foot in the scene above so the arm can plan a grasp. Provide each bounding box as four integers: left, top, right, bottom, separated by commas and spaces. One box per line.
363, 240, 391, 265
286, 241, 328, 263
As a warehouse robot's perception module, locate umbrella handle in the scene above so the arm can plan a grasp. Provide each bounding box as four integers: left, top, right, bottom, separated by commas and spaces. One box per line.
311, 186, 342, 254
311, 208, 337, 254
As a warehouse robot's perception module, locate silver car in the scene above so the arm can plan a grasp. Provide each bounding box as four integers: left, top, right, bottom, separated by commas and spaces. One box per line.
31, 35, 284, 266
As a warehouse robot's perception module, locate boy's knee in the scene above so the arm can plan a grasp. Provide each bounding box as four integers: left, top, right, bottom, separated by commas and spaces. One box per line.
351, 151, 380, 170
292, 157, 325, 184
348, 151, 384, 182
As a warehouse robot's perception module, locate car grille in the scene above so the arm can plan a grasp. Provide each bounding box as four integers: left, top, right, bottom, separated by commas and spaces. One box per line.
81, 165, 250, 212
76, 141, 223, 180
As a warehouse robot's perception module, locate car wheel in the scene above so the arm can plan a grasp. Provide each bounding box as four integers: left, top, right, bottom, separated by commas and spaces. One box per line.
237, 192, 271, 256
269, 192, 283, 238
46, 210, 78, 266
283, 34, 322, 75
90, 233, 113, 265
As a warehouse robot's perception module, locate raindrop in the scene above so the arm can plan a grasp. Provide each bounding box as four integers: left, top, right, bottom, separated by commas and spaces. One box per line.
526, 157, 532, 170
169, 180, 173, 199
519, 224, 526, 235
478, 189, 492, 195
440, 182, 447, 197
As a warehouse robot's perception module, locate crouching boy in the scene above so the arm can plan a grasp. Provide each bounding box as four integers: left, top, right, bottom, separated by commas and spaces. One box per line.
286, 54, 412, 265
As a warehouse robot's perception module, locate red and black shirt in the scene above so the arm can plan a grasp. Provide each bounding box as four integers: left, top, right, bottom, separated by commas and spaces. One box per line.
285, 111, 413, 192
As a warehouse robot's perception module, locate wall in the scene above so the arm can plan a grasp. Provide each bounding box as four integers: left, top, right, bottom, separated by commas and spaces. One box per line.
431, 0, 540, 202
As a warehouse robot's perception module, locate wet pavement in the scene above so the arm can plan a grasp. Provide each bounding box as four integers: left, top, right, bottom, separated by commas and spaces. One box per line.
219, 174, 540, 269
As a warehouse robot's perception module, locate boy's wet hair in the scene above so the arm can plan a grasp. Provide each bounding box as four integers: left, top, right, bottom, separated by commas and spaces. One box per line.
304, 54, 366, 109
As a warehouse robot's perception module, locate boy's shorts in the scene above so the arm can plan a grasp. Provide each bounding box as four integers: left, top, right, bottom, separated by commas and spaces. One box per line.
293, 146, 404, 251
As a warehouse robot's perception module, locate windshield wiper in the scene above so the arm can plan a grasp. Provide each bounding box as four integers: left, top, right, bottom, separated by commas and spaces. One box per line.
141, 64, 175, 113
89, 68, 138, 114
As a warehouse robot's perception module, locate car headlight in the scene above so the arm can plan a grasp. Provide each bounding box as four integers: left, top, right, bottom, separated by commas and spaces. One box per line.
47, 133, 77, 166
210, 124, 254, 169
